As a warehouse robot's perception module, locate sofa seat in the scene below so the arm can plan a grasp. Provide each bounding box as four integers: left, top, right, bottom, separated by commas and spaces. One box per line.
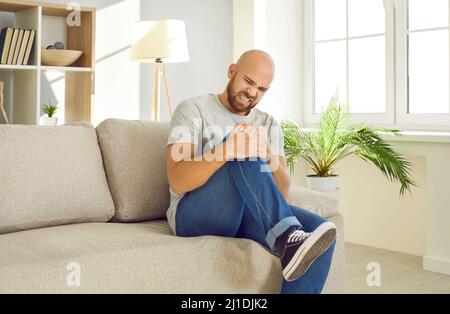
0, 220, 284, 293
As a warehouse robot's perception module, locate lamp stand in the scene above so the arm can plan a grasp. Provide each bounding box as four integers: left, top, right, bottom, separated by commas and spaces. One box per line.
0, 81, 9, 124
151, 59, 174, 121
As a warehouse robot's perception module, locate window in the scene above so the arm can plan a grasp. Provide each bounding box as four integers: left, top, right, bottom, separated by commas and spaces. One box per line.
396, 0, 450, 127
305, 0, 450, 131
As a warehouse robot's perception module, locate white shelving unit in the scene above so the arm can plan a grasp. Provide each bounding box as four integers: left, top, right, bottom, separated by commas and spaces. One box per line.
0, 0, 95, 125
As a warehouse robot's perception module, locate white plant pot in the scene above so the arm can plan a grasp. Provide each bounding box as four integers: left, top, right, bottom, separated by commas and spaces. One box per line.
41, 116, 58, 126
305, 175, 340, 202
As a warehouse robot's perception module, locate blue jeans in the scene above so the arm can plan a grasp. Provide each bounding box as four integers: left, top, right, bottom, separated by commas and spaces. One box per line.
175, 157, 336, 294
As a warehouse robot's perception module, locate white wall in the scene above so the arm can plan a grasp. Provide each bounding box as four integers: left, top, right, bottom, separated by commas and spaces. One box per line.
34, 0, 233, 124
396, 141, 450, 275
233, 0, 303, 124
140, 0, 233, 121
262, 0, 303, 124
233, 0, 255, 60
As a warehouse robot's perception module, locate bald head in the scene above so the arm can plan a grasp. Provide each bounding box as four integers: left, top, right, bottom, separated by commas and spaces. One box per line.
236, 49, 275, 75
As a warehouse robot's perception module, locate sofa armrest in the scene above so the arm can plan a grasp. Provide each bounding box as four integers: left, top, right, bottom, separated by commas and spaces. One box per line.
288, 185, 339, 219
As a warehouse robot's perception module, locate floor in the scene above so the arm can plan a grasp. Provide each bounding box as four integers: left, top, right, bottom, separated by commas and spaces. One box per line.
345, 243, 450, 293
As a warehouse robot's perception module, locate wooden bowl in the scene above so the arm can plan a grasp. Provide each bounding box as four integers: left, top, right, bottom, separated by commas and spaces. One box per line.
41, 49, 83, 66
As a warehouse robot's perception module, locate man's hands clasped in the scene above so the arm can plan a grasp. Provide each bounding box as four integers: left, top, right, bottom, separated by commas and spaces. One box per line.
224, 121, 271, 161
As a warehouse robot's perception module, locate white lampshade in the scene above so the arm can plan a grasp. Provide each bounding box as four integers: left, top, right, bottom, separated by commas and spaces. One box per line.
131, 19, 189, 63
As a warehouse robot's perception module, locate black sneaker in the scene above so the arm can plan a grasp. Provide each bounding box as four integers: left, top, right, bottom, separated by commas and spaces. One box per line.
276, 222, 337, 282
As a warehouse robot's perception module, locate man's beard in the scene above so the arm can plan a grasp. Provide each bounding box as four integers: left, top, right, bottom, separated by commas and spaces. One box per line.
226, 78, 258, 115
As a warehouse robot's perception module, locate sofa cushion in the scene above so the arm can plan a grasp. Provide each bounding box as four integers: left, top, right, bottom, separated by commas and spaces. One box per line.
96, 119, 170, 222
0, 221, 282, 293
288, 185, 339, 219
0, 123, 115, 235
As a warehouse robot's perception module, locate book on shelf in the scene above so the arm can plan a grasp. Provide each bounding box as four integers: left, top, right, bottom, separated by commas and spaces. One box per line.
22, 30, 35, 65
0, 27, 14, 64
0, 27, 36, 66
6, 29, 19, 65
12, 29, 24, 65
16, 30, 30, 65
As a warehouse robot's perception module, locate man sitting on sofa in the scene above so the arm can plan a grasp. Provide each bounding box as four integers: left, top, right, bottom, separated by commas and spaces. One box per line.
165, 49, 336, 294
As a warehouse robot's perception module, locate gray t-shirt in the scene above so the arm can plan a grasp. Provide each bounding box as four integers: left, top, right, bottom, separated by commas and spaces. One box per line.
166, 94, 285, 235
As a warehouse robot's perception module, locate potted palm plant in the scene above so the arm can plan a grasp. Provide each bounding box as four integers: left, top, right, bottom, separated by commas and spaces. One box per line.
41, 103, 59, 126
281, 92, 417, 200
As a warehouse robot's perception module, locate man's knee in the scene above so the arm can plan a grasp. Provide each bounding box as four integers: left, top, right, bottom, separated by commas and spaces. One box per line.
226, 157, 272, 174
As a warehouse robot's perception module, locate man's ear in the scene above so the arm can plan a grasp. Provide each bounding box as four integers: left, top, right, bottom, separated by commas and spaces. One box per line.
228, 64, 237, 79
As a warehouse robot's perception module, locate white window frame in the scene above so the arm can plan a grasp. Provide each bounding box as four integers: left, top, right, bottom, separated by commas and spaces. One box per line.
395, 0, 450, 129
304, 0, 450, 131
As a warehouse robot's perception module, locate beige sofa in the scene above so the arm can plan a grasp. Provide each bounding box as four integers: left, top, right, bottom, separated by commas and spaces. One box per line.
0, 119, 345, 293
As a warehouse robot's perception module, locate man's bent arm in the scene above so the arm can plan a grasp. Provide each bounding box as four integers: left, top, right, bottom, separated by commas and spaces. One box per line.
166, 143, 228, 195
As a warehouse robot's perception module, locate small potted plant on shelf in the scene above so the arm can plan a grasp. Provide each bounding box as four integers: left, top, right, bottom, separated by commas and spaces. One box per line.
41, 102, 59, 126
281, 91, 417, 200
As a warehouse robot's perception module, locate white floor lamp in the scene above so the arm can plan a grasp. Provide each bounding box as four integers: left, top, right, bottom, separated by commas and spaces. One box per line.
131, 20, 190, 121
